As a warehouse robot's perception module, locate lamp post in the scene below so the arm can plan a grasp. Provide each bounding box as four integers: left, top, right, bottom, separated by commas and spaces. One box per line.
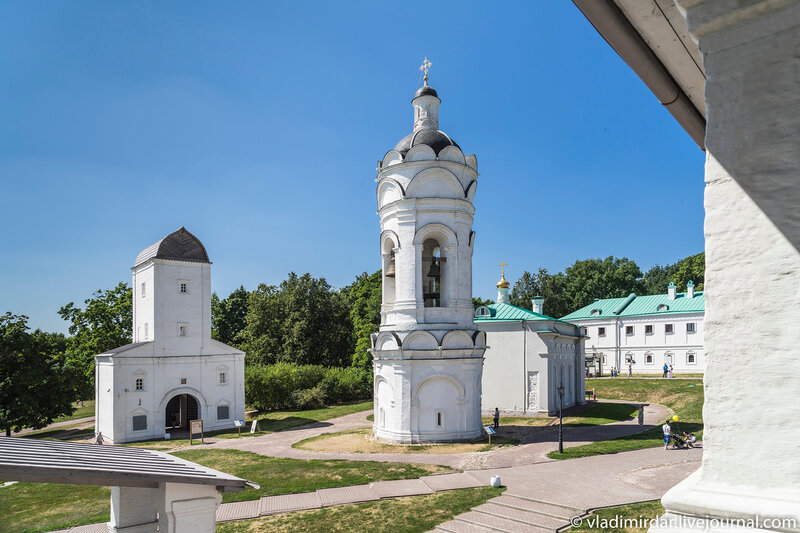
557, 383, 565, 454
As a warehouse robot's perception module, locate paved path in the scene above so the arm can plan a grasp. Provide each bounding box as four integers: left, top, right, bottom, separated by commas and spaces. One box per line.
13, 416, 95, 436
207, 401, 671, 470
55, 445, 701, 533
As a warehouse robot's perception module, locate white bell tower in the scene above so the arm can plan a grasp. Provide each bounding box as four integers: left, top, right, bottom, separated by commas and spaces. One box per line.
371, 60, 485, 443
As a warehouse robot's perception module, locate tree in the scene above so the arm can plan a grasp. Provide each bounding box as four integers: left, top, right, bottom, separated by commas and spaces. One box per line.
641, 263, 677, 295
211, 286, 250, 347
671, 252, 705, 291
341, 271, 382, 369
472, 297, 495, 308
242, 273, 354, 367
560, 257, 643, 315
0, 313, 74, 436
58, 282, 132, 399
509, 268, 569, 317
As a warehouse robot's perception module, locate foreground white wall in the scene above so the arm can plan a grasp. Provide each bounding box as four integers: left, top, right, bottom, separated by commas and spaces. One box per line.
652, 1, 800, 530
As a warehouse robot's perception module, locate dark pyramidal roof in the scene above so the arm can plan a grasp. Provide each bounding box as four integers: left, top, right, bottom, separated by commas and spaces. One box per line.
135, 227, 210, 267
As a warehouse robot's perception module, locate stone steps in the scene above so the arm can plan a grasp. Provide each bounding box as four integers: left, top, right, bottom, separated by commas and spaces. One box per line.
435, 519, 497, 533
492, 494, 582, 521
447, 510, 553, 532
472, 502, 566, 530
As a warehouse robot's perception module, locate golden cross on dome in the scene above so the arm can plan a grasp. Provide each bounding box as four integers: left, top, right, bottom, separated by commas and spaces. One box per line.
419, 57, 432, 85
499, 261, 508, 278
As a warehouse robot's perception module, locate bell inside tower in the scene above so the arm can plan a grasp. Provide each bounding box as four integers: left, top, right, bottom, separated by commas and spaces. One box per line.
422, 239, 445, 307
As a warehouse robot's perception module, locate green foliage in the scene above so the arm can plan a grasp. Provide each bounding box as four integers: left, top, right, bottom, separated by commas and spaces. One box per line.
509, 268, 568, 317
642, 252, 705, 294
0, 313, 75, 436
58, 282, 132, 399
341, 270, 382, 368
211, 285, 250, 347
472, 296, 495, 308
561, 257, 643, 312
245, 363, 372, 411
242, 273, 353, 367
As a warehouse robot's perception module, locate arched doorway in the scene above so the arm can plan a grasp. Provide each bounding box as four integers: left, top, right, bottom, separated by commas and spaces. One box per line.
165, 394, 200, 431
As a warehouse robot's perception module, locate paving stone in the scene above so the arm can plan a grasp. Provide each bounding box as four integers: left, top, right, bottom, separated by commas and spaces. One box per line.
421, 472, 483, 492
434, 519, 496, 532
316, 484, 379, 507
68, 524, 110, 533
473, 502, 567, 530
455, 511, 551, 532
492, 494, 581, 520
370, 478, 434, 498
260, 492, 321, 515
216, 499, 260, 522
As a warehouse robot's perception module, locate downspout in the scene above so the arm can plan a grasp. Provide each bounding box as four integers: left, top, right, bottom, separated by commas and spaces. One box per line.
522, 320, 527, 415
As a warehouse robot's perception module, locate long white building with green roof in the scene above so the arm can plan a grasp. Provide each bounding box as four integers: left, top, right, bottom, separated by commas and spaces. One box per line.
561, 281, 705, 375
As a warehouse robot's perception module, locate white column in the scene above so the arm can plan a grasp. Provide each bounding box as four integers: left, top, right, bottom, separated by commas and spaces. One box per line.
156, 483, 221, 533
107, 486, 158, 533
652, 1, 800, 531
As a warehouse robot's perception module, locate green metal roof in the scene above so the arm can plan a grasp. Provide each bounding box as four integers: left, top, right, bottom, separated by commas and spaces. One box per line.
560, 291, 705, 320
474, 302, 577, 326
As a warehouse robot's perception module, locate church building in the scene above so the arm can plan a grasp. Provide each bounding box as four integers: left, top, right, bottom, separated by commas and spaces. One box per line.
475, 269, 586, 416
370, 62, 486, 443
94, 227, 245, 444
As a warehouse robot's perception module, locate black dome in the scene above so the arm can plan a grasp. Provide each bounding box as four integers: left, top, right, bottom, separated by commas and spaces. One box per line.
414, 85, 439, 99
394, 129, 459, 155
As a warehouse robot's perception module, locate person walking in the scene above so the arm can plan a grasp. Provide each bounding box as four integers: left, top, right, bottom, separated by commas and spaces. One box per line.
95, 431, 104, 445
493, 408, 500, 429
669, 364, 674, 378
627, 362, 633, 379
662, 363, 669, 378
662, 421, 672, 450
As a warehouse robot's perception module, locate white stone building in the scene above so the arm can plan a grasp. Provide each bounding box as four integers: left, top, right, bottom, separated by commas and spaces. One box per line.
370, 72, 485, 443
95, 228, 245, 444
475, 275, 585, 416
562, 282, 704, 375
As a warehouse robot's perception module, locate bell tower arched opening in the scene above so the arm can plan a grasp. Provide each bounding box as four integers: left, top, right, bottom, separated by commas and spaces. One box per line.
165, 394, 200, 432
422, 238, 444, 307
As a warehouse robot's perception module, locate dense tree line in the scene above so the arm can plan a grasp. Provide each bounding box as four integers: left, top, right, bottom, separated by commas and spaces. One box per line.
1, 252, 701, 429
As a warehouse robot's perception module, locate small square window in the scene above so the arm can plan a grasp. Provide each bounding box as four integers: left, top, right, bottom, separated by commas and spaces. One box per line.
219, 372, 227, 384
179, 281, 188, 294
645, 354, 654, 364
665, 324, 674, 334
687, 322, 696, 333
598, 327, 606, 337
625, 326, 634, 335
645, 325, 653, 334
180, 378, 187, 385
141, 282, 146, 298
135, 377, 144, 391
132, 415, 147, 431
178, 323, 187, 336
687, 353, 696, 364
217, 405, 230, 420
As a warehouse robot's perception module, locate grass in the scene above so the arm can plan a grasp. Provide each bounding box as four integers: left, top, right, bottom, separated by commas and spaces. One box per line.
217, 486, 504, 533
571, 500, 664, 532
20, 424, 95, 441
563, 402, 638, 426
548, 378, 704, 460
52, 400, 95, 423
125, 401, 373, 449
481, 416, 552, 427
0, 482, 110, 533
293, 428, 518, 454
172, 448, 451, 502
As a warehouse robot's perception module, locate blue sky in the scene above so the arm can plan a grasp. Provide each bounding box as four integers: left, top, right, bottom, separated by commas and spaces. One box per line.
0, 2, 705, 333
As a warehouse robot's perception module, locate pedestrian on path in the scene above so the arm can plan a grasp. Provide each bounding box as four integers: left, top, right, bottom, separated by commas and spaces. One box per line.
669, 365, 674, 378
627, 363, 633, 379
493, 408, 500, 429
662, 363, 669, 378
95, 431, 104, 445
662, 421, 671, 450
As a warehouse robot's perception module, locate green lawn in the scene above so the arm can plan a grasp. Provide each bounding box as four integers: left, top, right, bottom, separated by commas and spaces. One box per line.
125, 401, 373, 450
563, 402, 638, 426
0, 447, 451, 532
20, 424, 95, 441
549, 378, 703, 460
571, 500, 664, 532
481, 415, 552, 427
217, 486, 504, 533
52, 400, 95, 423
172, 449, 451, 503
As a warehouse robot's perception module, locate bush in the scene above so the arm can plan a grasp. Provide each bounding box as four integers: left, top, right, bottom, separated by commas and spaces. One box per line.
246, 363, 372, 411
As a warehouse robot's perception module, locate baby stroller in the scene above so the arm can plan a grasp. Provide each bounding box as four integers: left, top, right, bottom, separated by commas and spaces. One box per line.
671, 433, 689, 449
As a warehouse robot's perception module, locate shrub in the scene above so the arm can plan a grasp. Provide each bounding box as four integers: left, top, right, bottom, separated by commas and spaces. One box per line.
246, 362, 372, 411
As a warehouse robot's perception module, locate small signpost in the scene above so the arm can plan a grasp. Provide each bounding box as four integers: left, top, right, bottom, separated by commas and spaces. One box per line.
234, 419, 245, 437
250, 419, 259, 434
484, 425, 496, 445
189, 419, 204, 445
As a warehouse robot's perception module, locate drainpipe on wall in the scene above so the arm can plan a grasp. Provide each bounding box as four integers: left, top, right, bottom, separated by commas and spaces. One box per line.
522, 321, 527, 415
